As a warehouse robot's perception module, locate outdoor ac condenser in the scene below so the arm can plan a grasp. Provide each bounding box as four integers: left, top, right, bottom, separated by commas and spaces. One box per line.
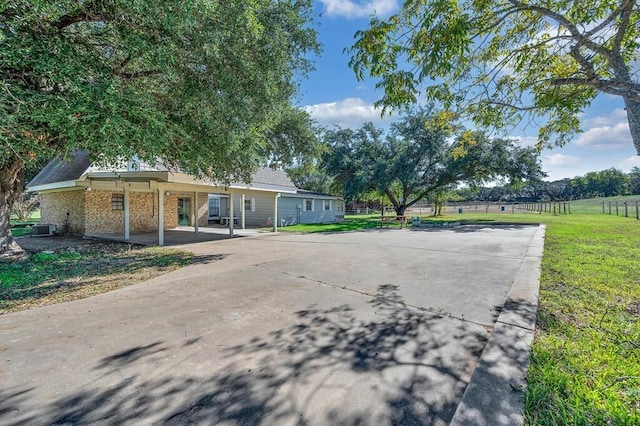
31, 224, 57, 236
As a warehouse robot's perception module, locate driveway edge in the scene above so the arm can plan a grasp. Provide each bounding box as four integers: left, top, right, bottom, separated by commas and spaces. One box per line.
450, 224, 546, 426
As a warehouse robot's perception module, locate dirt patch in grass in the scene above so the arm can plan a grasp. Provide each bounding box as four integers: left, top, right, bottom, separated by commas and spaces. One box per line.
1, 236, 194, 314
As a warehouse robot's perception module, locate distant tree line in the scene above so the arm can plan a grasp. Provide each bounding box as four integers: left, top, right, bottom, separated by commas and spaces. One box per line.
457, 167, 640, 202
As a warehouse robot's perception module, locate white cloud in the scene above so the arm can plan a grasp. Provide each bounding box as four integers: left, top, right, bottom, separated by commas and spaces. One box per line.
511, 136, 539, 148
581, 108, 627, 127
574, 121, 631, 149
618, 155, 640, 170
574, 109, 631, 149
318, 0, 398, 18
303, 97, 394, 128
544, 153, 580, 166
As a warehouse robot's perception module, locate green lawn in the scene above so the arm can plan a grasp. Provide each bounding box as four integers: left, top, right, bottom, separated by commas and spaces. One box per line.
287, 211, 640, 424
11, 226, 33, 238
10, 209, 41, 237
516, 195, 640, 216
275, 215, 404, 232
0, 246, 193, 314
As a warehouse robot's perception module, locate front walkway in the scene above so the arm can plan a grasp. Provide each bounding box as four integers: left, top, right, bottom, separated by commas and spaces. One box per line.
86, 225, 267, 246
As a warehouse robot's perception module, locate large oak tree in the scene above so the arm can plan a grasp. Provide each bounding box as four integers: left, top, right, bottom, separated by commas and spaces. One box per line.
349, 0, 640, 154
322, 109, 543, 216
0, 0, 319, 253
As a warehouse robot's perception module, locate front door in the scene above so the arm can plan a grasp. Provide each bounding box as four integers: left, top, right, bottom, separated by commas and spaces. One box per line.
178, 198, 191, 225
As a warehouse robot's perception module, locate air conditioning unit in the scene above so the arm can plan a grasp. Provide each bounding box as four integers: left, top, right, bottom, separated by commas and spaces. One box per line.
32, 224, 57, 236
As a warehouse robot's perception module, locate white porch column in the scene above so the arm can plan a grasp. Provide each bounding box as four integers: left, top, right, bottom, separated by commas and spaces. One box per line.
123, 186, 130, 241
228, 191, 234, 238
273, 193, 281, 232
158, 186, 165, 246
194, 191, 199, 235
241, 193, 246, 230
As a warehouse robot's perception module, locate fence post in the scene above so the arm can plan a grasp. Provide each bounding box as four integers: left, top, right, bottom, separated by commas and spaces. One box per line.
512, 203, 515, 213
563, 203, 566, 214
636, 202, 639, 220
608, 201, 611, 215
616, 201, 619, 216
602, 200, 605, 214
568, 202, 571, 214
485, 204, 489, 213
553, 203, 556, 214
624, 202, 628, 217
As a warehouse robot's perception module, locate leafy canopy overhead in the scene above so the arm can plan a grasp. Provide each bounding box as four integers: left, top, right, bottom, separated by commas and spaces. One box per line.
349, 0, 640, 154
1, 0, 320, 181
322, 108, 543, 215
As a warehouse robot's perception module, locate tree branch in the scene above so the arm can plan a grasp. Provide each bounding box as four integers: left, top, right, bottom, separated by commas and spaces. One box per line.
507, 0, 613, 60
115, 69, 163, 79
52, 12, 106, 30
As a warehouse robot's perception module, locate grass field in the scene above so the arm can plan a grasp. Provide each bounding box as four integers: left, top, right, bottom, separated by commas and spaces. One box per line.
287, 211, 640, 424
0, 245, 193, 314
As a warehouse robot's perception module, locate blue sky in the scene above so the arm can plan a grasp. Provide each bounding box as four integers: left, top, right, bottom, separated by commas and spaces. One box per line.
298, 0, 640, 182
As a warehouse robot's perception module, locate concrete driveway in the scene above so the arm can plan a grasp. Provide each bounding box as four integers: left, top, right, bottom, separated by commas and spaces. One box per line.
0, 225, 543, 425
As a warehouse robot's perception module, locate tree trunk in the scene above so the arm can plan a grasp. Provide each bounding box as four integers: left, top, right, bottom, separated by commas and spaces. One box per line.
624, 97, 640, 157
395, 205, 407, 216
1, 157, 26, 256
432, 201, 441, 216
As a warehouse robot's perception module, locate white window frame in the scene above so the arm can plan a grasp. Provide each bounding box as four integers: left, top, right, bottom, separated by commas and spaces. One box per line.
323, 199, 331, 211
304, 199, 314, 212
244, 197, 256, 212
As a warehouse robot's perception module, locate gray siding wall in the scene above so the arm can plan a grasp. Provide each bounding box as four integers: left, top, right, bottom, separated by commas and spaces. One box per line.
284, 196, 337, 225
232, 193, 277, 227
230, 193, 339, 227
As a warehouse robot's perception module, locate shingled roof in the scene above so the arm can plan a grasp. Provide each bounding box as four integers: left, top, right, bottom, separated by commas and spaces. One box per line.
27, 152, 301, 193
27, 150, 91, 188
240, 167, 298, 192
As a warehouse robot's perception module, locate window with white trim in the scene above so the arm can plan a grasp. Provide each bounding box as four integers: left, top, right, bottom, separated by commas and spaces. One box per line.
323, 199, 331, 211
244, 197, 256, 212
112, 193, 124, 210
304, 199, 314, 212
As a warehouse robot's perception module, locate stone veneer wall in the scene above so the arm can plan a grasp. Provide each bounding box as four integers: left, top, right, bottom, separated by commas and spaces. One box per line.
84, 190, 181, 234
41, 189, 209, 236
84, 190, 125, 234
39, 190, 85, 235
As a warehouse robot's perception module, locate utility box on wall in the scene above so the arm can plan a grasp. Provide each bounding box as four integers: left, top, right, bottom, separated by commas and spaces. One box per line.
31, 224, 57, 236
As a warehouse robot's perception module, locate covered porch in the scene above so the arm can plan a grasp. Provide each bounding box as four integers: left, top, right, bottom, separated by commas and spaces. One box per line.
80, 171, 288, 246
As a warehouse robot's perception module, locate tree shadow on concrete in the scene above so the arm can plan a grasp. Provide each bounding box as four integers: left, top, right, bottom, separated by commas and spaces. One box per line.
4, 285, 494, 426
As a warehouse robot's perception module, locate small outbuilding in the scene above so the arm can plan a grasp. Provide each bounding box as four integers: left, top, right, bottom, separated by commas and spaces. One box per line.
27, 151, 344, 245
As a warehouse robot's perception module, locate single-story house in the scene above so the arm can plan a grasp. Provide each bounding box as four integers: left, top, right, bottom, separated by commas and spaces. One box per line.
27, 151, 344, 245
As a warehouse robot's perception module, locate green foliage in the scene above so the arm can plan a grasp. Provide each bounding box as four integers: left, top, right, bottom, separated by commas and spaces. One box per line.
1, 0, 319, 181
349, 0, 640, 154
322, 108, 542, 214
10, 191, 39, 221
457, 167, 636, 201
285, 161, 334, 194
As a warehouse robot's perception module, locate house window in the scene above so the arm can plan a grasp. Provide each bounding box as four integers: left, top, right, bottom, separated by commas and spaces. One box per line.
304, 199, 314, 212
208, 197, 220, 218
112, 193, 124, 210
324, 199, 331, 211
244, 198, 256, 212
